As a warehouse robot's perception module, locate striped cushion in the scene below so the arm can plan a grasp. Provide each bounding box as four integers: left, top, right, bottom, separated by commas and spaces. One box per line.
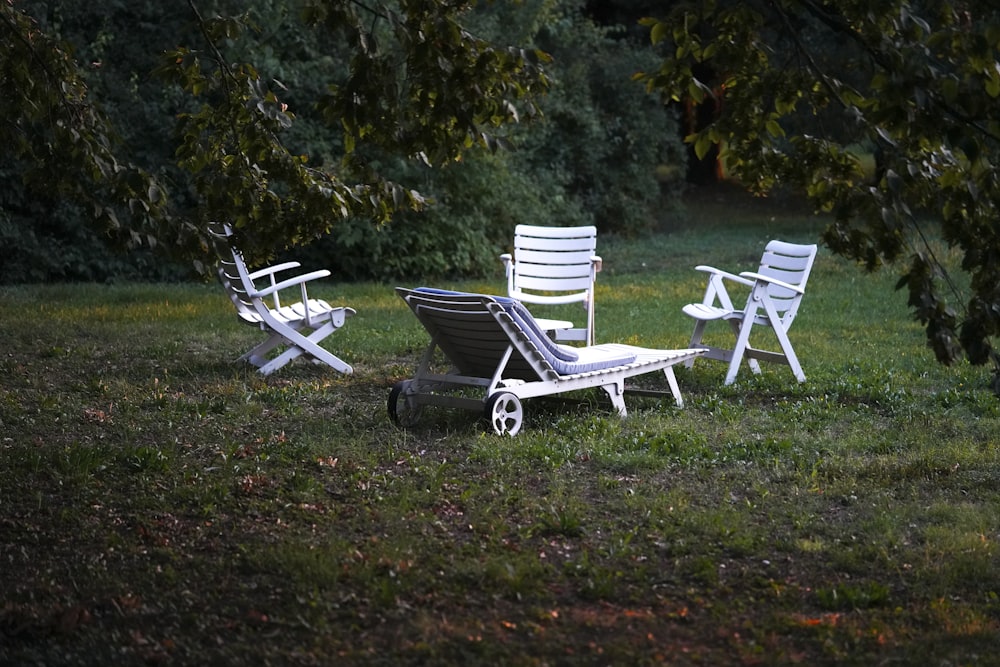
414, 287, 635, 375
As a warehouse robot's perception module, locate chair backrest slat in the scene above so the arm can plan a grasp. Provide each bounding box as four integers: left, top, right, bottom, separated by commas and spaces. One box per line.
514, 224, 597, 241
757, 240, 817, 321
515, 274, 594, 292
211, 228, 260, 318
514, 247, 596, 267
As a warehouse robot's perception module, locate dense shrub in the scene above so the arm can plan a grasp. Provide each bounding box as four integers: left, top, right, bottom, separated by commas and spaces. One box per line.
0, 164, 188, 283
288, 0, 687, 280
288, 150, 589, 281
523, 5, 686, 237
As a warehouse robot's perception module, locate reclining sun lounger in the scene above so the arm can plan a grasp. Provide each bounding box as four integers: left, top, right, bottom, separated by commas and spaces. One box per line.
390, 287, 705, 435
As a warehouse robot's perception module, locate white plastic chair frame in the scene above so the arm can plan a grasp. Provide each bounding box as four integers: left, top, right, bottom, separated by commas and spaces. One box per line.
211, 224, 355, 375
500, 224, 601, 346
682, 240, 818, 385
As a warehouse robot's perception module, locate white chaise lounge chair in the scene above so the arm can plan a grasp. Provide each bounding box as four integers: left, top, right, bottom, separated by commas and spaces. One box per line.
389, 287, 704, 435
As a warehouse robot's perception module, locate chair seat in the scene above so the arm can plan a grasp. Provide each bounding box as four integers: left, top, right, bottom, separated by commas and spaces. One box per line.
682, 303, 735, 321
236, 298, 336, 326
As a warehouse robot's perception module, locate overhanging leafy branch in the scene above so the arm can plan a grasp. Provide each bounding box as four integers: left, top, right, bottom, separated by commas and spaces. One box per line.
640, 0, 1000, 392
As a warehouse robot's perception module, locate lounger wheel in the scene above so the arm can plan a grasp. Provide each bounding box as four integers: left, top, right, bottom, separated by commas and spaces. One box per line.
485, 392, 523, 436
388, 381, 423, 428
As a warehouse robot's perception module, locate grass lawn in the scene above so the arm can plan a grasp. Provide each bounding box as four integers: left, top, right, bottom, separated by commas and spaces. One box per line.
2, 188, 999, 665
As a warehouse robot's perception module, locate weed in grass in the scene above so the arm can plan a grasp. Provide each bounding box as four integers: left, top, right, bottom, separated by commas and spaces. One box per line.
815, 581, 891, 611
565, 549, 624, 601
4, 445, 45, 476
625, 425, 715, 464
683, 555, 721, 588
480, 554, 552, 600
53, 442, 114, 481
532, 502, 586, 538
126, 444, 173, 473
175, 473, 232, 515
283, 469, 326, 500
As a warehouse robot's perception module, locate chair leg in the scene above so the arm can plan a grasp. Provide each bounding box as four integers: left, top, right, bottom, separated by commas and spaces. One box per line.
241, 332, 285, 365
662, 367, 683, 407
306, 345, 354, 375
601, 380, 628, 417
257, 320, 353, 375
257, 344, 307, 375
685, 320, 708, 369
771, 320, 806, 382
726, 319, 762, 377
725, 318, 756, 385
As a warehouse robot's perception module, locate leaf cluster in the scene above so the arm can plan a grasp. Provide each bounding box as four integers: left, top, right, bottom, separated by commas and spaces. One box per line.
4, 1, 692, 283
153, 0, 551, 266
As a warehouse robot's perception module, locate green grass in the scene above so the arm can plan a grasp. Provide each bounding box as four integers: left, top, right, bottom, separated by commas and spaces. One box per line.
2, 193, 999, 665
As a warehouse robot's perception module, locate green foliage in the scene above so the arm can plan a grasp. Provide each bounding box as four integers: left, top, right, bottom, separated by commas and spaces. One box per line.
523, 1, 685, 236
639, 1, 1000, 388
0, 2, 171, 272
267, 0, 689, 279
156, 0, 549, 266
0, 198, 186, 283
2, 0, 549, 275
3, 0, 689, 283
293, 150, 580, 280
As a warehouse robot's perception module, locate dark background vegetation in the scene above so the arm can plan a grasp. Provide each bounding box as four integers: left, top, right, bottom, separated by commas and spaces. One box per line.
1, 0, 692, 284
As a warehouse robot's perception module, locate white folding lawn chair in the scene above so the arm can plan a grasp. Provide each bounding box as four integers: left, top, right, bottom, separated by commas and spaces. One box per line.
682, 240, 817, 385
211, 224, 355, 375
500, 225, 601, 345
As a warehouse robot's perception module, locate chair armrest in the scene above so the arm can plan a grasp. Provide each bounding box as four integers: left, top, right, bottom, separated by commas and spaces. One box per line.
694, 265, 754, 286
500, 253, 514, 282
249, 269, 332, 299
247, 261, 302, 281
592, 255, 603, 273
740, 271, 805, 294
